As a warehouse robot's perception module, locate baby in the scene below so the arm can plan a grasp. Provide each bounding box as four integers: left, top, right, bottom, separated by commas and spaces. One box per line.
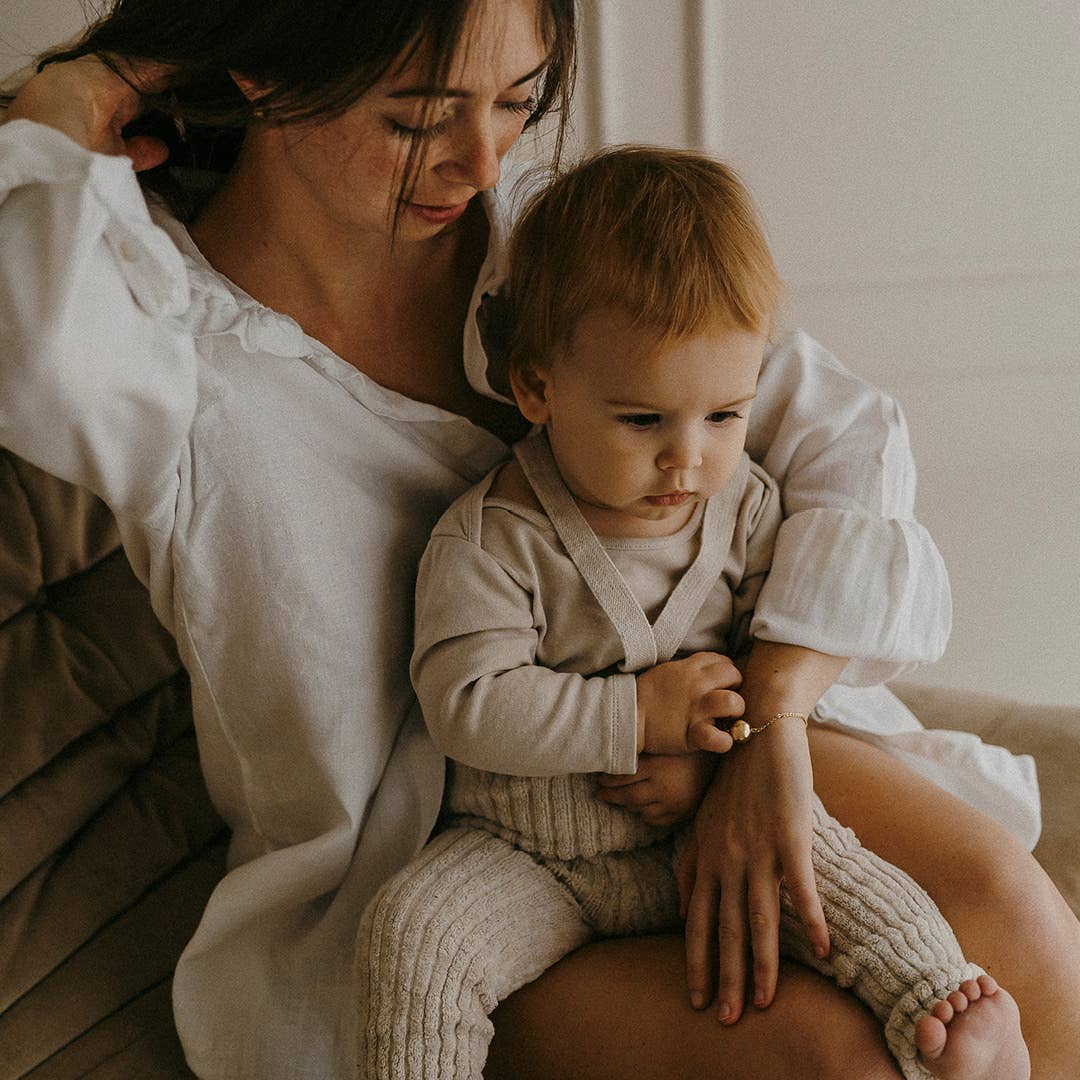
355, 147, 1028, 1080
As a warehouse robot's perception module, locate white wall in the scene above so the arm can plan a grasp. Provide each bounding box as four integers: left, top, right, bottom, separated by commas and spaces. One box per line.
0, 0, 87, 77
7, 1, 1078, 704
577, 0, 1080, 706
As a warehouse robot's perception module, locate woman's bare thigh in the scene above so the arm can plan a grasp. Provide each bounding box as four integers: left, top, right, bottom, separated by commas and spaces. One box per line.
488, 935, 898, 1080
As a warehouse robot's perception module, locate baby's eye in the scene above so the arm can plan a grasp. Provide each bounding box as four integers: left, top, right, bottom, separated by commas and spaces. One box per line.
707, 410, 742, 425
617, 414, 662, 428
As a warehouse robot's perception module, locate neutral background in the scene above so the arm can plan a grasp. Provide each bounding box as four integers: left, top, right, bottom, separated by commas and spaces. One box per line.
4, 0, 1078, 705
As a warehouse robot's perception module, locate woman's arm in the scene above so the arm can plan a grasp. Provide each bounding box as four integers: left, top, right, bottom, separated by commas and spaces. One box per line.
746, 330, 951, 679
680, 331, 951, 1021
679, 642, 844, 1019
1, 62, 195, 536
6, 56, 171, 169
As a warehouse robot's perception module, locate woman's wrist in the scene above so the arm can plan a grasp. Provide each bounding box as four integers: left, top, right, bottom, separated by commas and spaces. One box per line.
738, 640, 848, 722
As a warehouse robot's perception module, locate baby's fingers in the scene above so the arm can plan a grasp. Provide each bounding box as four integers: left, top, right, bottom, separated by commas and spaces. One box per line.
594, 780, 650, 810
700, 688, 745, 721
688, 720, 733, 754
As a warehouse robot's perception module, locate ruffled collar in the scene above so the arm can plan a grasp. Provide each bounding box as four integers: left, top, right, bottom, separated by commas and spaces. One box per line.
146, 158, 529, 377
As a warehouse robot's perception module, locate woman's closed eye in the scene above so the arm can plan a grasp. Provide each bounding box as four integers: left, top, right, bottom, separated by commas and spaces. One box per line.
386, 97, 537, 141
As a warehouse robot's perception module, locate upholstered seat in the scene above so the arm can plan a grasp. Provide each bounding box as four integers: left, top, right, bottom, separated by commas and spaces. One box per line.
0, 446, 1076, 1078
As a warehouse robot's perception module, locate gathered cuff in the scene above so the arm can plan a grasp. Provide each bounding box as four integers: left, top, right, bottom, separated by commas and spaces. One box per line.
750, 508, 952, 685
0, 119, 189, 316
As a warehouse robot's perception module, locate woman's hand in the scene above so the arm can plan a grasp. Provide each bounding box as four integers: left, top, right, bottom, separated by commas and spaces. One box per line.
595, 752, 718, 828
676, 717, 827, 1019
674, 642, 846, 1022
8, 55, 173, 170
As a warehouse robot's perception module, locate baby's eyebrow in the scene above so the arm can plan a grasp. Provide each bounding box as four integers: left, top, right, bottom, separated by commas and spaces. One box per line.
386, 60, 548, 100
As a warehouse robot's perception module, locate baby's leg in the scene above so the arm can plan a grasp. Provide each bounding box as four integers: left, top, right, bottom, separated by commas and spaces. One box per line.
779, 795, 1029, 1080
356, 825, 592, 1080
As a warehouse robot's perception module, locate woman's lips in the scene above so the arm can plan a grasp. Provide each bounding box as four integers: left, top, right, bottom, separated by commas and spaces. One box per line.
646, 492, 692, 506
406, 200, 470, 225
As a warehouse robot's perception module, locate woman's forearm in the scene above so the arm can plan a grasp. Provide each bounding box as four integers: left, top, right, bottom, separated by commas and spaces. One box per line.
738, 640, 848, 723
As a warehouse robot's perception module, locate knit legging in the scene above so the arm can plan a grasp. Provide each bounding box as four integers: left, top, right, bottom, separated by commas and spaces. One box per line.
355, 795, 978, 1080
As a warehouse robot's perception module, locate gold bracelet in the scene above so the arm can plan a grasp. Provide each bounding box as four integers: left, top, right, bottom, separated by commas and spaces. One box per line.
730, 711, 808, 743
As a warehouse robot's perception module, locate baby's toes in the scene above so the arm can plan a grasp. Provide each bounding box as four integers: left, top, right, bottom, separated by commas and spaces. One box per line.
915, 1013, 948, 1062
930, 998, 954, 1025
959, 978, 983, 1003
946, 989, 970, 1015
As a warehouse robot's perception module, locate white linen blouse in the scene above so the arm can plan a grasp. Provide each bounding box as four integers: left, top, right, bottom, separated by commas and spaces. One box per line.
0, 119, 1038, 1080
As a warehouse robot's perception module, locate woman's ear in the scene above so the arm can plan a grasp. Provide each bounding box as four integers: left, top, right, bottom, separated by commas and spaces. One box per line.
508, 363, 552, 425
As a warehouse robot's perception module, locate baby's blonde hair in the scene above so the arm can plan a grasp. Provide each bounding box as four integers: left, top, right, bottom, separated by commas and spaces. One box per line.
506, 145, 783, 373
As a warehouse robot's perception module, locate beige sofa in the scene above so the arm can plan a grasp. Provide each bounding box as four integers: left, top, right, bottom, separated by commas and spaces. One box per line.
1, 446, 1077, 1079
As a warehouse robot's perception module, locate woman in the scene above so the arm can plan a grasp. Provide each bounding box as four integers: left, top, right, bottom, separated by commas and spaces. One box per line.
2, 1, 1076, 1077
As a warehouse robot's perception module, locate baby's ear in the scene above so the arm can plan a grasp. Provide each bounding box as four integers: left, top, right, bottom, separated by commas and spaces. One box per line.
508, 363, 551, 425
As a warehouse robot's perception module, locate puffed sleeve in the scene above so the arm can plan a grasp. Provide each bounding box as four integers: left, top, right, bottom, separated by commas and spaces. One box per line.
412, 529, 639, 777
745, 330, 951, 685
0, 119, 197, 535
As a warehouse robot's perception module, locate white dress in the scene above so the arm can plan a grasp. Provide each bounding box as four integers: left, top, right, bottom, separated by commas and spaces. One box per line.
0, 118, 1038, 1079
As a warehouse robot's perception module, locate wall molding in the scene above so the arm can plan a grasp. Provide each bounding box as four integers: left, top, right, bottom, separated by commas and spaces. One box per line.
685, 0, 723, 153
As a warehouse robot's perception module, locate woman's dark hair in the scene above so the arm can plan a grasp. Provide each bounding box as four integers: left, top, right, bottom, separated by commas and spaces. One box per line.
27, 0, 576, 216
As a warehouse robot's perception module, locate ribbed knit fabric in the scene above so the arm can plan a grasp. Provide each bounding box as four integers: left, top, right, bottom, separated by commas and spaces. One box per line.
780, 796, 983, 1080
356, 794, 976, 1080
444, 761, 667, 859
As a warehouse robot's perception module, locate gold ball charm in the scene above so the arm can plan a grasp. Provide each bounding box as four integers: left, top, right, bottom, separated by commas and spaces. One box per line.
730, 719, 752, 742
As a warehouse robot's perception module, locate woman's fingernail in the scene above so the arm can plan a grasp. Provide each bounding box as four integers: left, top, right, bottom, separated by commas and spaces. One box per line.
816, 942, 829, 959
717, 1001, 731, 1022
690, 991, 705, 1009
754, 989, 767, 1007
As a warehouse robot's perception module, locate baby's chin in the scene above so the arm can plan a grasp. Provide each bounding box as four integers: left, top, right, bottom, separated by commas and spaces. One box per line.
573, 494, 701, 539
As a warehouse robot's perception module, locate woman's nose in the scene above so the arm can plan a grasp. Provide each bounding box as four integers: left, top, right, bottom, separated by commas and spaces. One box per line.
441, 118, 501, 192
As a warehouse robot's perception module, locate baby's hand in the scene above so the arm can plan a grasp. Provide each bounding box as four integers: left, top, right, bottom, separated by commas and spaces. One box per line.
595, 752, 718, 827
635, 652, 743, 755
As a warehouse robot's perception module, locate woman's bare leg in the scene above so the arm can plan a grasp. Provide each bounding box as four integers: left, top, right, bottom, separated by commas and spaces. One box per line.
808, 726, 1080, 1080
488, 935, 900, 1080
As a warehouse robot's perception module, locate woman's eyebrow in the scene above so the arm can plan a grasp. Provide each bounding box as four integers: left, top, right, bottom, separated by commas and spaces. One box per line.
386, 59, 548, 100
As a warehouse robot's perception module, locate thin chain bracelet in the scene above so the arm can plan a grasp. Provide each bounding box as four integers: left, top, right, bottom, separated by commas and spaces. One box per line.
729, 711, 809, 744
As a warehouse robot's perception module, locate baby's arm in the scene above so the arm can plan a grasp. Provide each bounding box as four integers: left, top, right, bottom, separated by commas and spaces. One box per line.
412, 530, 739, 778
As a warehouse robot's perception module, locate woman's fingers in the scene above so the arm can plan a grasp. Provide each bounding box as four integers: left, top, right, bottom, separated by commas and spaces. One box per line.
747, 865, 781, 1008
8, 54, 178, 162
683, 870, 720, 1009
109, 55, 179, 96
123, 133, 171, 171
675, 835, 698, 920
781, 843, 830, 959
715, 874, 748, 1023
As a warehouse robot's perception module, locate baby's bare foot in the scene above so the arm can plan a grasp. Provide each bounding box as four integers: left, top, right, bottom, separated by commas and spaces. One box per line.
915, 975, 1030, 1079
